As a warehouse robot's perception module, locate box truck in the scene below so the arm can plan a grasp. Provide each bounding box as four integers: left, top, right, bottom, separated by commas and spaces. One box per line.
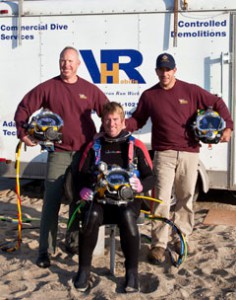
0, 0, 236, 199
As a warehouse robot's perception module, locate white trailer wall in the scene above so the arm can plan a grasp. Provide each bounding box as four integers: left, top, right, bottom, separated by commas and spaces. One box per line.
0, 1, 235, 191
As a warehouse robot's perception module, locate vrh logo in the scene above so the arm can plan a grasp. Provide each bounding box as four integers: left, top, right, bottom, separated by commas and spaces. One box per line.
80, 49, 146, 84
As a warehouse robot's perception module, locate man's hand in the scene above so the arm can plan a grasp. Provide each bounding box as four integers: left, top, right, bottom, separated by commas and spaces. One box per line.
22, 135, 38, 147
220, 128, 232, 143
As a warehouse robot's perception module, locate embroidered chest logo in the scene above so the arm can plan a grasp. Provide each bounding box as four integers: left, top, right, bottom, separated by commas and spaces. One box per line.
79, 94, 87, 99
179, 99, 188, 104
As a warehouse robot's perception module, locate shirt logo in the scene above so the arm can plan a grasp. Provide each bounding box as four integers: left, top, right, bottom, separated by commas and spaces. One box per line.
79, 94, 87, 99
179, 99, 188, 104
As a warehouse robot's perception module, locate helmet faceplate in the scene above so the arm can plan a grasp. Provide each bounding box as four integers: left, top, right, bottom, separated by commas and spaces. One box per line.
193, 108, 225, 144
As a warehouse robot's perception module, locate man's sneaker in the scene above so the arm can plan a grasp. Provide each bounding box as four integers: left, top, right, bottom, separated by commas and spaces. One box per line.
147, 246, 165, 265
175, 241, 189, 254
124, 270, 139, 293
73, 269, 90, 292
36, 253, 51, 268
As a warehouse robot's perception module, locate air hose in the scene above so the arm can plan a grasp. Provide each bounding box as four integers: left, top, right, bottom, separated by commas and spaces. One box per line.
1, 141, 23, 252
141, 210, 188, 267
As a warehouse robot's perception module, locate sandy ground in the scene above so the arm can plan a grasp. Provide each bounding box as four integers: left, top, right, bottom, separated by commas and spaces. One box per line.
0, 179, 236, 300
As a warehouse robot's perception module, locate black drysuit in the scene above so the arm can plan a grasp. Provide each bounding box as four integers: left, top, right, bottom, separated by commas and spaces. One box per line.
76, 130, 154, 273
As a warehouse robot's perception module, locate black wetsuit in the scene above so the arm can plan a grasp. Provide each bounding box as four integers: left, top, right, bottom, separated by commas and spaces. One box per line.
77, 130, 154, 273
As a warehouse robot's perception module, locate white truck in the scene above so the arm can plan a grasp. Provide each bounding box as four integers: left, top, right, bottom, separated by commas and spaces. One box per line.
0, 0, 236, 199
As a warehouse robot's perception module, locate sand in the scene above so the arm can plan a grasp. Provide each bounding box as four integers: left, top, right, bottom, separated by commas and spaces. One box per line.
0, 180, 236, 300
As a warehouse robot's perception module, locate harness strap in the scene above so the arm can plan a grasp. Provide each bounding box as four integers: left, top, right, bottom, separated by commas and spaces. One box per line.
128, 135, 135, 168
94, 138, 102, 166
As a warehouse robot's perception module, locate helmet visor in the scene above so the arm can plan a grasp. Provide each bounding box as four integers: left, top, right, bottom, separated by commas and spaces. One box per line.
106, 170, 130, 187
198, 115, 224, 131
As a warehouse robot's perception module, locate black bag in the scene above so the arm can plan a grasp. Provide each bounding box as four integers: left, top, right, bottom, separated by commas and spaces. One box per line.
61, 150, 82, 205
61, 164, 75, 205
61, 151, 84, 254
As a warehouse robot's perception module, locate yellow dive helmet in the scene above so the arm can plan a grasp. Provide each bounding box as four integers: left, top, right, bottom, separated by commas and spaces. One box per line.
27, 109, 63, 151
193, 107, 225, 144
96, 162, 134, 205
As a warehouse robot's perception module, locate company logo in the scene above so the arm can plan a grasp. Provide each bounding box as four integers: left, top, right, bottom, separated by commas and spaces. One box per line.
80, 49, 146, 84
179, 99, 188, 104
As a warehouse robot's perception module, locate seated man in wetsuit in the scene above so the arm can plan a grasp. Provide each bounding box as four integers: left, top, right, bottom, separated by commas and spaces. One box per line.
72, 101, 154, 293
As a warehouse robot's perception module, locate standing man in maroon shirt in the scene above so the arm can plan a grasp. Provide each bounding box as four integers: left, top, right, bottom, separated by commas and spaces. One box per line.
126, 53, 233, 264
14, 46, 109, 268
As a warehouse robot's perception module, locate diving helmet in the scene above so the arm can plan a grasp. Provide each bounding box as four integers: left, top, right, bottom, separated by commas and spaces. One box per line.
27, 109, 63, 151
192, 107, 225, 144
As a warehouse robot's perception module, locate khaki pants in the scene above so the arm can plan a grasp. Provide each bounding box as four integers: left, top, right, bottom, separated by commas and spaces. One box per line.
39, 151, 81, 254
151, 150, 199, 249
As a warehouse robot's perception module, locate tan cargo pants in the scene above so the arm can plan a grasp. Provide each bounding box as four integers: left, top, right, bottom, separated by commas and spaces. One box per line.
151, 150, 199, 249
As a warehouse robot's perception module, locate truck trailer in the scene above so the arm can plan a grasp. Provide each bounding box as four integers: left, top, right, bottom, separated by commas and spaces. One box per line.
0, 0, 236, 199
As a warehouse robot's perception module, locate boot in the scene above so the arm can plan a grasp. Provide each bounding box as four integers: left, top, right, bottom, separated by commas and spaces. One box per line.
36, 252, 51, 268
125, 269, 139, 293
147, 246, 165, 265
73, 267, 90, 292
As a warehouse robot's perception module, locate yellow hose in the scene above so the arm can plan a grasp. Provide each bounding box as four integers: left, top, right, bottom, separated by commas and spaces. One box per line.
135, 195, 163, 204
15, 141, 23, 249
